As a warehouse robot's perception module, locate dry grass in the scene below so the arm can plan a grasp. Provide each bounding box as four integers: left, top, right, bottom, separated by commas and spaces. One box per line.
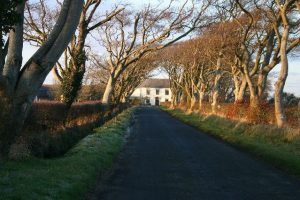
167, 102, 299, 128
163, 107, 300, 178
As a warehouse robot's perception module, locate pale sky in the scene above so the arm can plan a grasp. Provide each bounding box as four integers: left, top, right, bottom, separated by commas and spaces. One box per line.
22, 0, 300, 97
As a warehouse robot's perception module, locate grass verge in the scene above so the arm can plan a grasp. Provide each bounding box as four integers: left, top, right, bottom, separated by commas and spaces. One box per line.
0, 108, 134, 200
162, 107, 300, 178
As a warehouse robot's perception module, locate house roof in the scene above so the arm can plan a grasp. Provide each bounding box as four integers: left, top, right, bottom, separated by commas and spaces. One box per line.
139, 79, 170, 88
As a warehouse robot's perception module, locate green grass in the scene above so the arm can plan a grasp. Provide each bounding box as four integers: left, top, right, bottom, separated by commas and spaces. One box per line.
0, 108, 134, 200
162, 107, 300, 178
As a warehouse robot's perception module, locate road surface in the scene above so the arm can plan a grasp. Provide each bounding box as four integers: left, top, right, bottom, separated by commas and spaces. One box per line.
89, 107, 300, 200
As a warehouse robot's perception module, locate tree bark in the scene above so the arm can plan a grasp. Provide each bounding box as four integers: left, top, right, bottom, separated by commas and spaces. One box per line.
236, 76, 247, 103
257, 72, 267, 99
198, 88, 205, 112
211, 73, 221, 114
170, 88, 178, 109
275, 25, 289, 127
243, 65, 259, 108
0, 0, 83, 156
102, 75, 116, 106
187, 94, 197, 113
211, 50, 223, 114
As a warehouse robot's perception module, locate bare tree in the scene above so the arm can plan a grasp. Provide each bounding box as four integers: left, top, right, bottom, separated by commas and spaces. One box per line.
98, 0, 213, 107
274, 0, 297, 127
163, 61, 183, 109
112, 55, 157, 105
24, 0, 123, 108
0, 0, 83, 156
212, 1, 298, 114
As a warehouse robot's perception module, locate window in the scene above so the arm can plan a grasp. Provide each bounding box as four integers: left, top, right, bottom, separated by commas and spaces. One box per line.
156, 89, 160, 95
146, 89, 150, 95
146, 98, 150, 105
165, 89, 169, 95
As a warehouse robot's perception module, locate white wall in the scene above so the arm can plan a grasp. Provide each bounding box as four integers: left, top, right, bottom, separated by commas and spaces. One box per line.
131, 87, 172, 105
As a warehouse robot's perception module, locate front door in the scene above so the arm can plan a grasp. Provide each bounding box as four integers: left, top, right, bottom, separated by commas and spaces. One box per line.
155, 97, 160, 106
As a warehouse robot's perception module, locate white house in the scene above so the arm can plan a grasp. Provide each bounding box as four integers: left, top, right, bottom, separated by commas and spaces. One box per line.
131, 79, 172, 106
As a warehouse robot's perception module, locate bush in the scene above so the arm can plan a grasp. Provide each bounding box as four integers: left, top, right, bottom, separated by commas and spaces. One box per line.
0, 108, 134, 200
177, 101, 299, 128
246, 102, 274, 124
26, 100, 103, 130
18, 101, 128, 158
160, 101, 171, 107
225, 102, 247, 119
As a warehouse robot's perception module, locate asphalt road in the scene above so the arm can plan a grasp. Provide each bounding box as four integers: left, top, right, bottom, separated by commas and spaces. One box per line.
89, 107, 300, 200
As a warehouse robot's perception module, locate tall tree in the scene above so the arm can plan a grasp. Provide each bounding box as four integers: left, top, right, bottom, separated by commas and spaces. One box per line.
112, 55, 157, 105
0, 0, 83, 156
24, 0, 123, 108
99, 0, 213, 107
274, 0, 295, 127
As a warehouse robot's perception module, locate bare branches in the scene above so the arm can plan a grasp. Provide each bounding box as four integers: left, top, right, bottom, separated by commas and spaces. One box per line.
24, 0, 59, 46
87, 6, 124, 32
100, 0, 213, 79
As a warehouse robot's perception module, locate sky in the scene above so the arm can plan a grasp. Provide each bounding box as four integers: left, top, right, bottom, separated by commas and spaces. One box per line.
22, 0, 300, 97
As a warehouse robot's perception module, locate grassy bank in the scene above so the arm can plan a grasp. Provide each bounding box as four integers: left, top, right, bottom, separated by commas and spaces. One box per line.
0, 108, 134, 200
162, 107, 300, 178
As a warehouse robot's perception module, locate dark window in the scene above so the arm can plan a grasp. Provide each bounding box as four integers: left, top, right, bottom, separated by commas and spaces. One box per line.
156, 89, 160, 95
146, 89, 150, 95
165, 89, 169, 95
146, 98, 150, 104
155, 97, 160, 106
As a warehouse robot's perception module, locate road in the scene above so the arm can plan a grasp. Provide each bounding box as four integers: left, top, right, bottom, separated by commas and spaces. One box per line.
89, 107, 300, 200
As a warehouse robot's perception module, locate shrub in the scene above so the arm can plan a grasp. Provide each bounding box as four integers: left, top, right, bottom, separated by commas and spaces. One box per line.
18, 101, 128, 158
160, 101, 171, 107
246, 102, 274, 124
8, 136, 31, 160
225, 102, 247, 119
180, 102, 298, 127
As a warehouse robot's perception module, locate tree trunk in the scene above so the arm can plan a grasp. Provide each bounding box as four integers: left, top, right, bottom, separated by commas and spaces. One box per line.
170, 97, 176, 109
275, 25, 289, 128
170, 89, 177, 109
0, 0, 83, 157
211, 50, 223, 114
102, 75, 116, 106
198, 90, 205, 112
236, 76, 247, 103
233, 74, 240, 102
179, 92, 186, 106
61, 63, 85, 109
249, 93, 259, 108
187, 94, 196, 113
211, 75, 221, 114
250, 95, 259, 108
257, 72, 268, 100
